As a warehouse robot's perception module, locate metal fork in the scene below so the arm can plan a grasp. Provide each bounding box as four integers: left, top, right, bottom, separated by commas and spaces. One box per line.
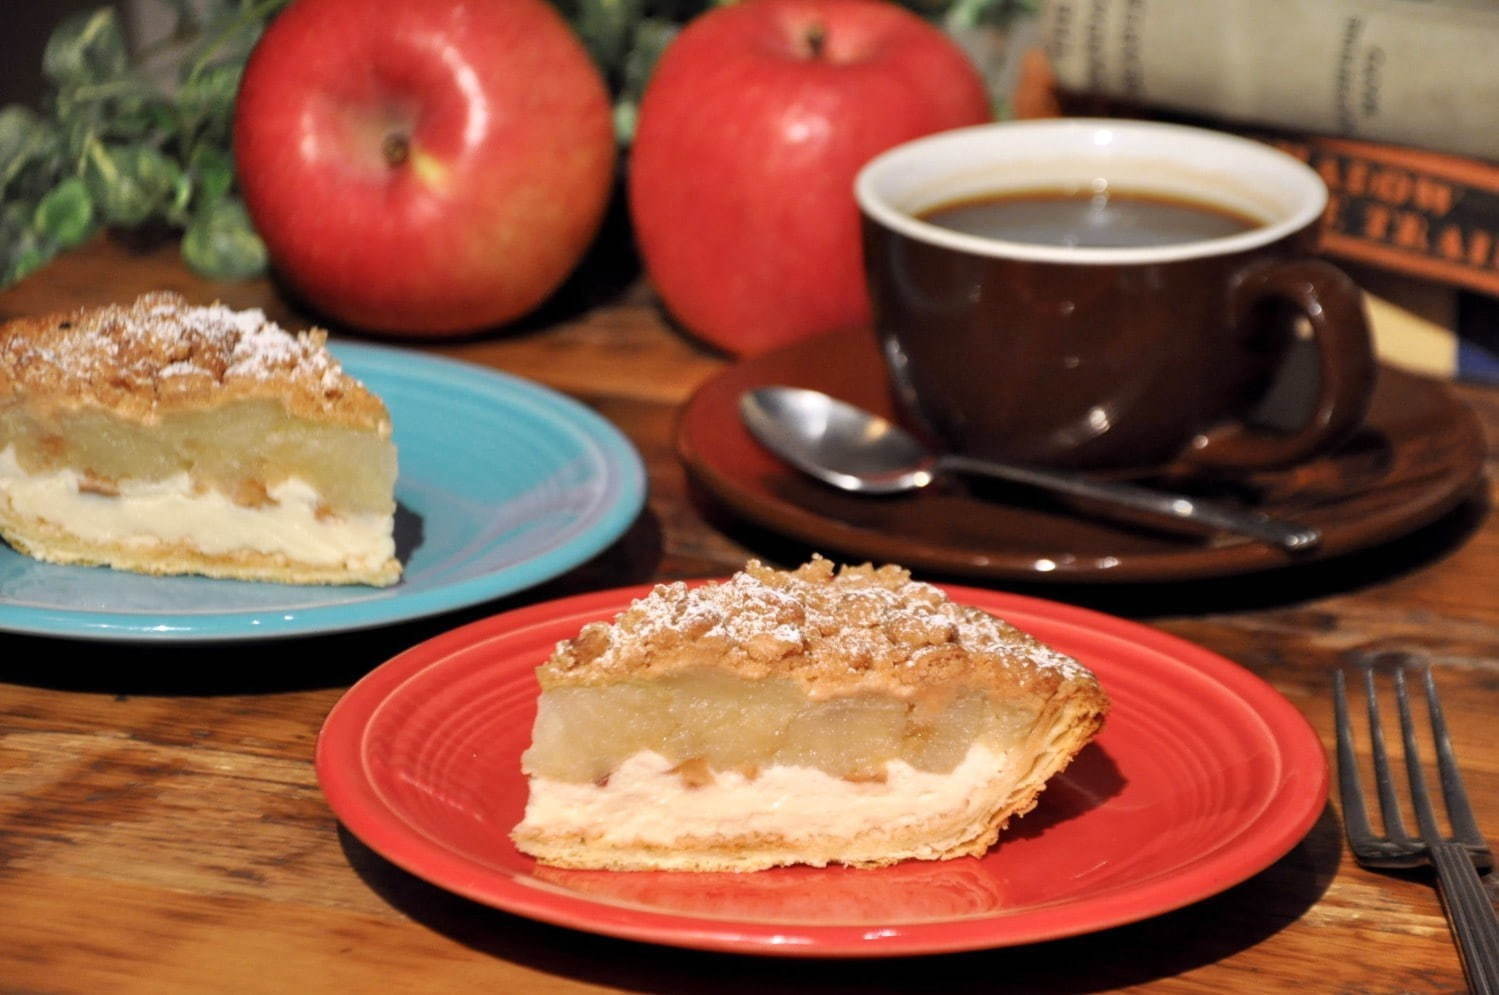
1334, 664, 1499, 993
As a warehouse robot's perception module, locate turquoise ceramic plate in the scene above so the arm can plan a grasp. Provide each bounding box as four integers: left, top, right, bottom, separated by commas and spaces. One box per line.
0, 343, 645, 642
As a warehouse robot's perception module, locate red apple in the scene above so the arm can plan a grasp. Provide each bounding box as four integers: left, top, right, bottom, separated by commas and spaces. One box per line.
234, 0, 616, 336
628, 0, 991, 356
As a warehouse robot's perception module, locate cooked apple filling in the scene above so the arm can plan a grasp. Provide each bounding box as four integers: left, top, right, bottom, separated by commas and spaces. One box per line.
523, 669, 1039, 785
0, 399, 396, 516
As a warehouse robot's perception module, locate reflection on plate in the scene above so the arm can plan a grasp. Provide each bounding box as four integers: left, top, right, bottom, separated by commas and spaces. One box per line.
0, 343, 645, 642
676, 329, 1486, 582
316, 584, 1327, 957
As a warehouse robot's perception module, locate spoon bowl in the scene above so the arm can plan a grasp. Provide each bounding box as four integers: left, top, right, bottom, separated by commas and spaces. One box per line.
739, 384, 937, 494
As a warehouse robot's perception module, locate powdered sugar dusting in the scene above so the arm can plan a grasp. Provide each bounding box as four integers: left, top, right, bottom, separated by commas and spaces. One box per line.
2, 291, 353, 401
543, 556, 1094, 696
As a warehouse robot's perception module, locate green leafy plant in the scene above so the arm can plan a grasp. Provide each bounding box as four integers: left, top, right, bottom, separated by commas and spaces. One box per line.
0, 0, 1033, 289
1, 1, 288, 285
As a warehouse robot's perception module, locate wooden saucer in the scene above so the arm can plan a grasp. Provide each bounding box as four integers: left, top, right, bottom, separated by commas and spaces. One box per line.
675, 329, 1486, 583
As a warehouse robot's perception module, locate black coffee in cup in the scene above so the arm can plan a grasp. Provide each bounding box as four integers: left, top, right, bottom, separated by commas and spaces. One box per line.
917, 188, 1261, 248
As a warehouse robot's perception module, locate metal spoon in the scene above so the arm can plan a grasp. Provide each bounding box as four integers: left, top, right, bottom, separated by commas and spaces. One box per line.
740, 386, 1322, 553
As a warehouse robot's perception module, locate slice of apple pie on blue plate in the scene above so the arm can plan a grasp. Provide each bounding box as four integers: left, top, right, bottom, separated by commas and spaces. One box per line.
0, 292, 400, 586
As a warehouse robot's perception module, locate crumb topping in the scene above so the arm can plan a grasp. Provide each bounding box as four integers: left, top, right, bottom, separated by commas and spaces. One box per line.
539, 556, 1094, 698
0, 292, 387, 428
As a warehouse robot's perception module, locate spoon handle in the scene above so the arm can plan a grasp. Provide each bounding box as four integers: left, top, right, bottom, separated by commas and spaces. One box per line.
938, 455, 1322, 553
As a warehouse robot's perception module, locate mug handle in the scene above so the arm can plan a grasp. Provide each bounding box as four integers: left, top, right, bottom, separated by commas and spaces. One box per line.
1183, 258, 1376, 471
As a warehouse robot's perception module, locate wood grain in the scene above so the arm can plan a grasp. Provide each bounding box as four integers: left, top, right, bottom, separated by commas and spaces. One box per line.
1, 235, 1495, 993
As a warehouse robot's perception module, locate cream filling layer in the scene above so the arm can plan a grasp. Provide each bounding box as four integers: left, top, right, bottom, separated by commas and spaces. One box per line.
518, 741, 1009, 849
0, 444, 394, 569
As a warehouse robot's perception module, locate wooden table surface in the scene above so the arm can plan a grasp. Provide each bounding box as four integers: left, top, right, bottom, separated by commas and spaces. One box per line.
2, 235, 1496, 994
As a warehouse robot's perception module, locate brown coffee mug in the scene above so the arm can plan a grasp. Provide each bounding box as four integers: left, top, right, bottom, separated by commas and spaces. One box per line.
855, 119, 1375, 473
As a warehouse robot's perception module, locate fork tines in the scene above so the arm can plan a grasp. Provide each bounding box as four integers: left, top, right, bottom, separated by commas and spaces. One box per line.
1336, 662, 1493, 870
1335, 661, 1499, 994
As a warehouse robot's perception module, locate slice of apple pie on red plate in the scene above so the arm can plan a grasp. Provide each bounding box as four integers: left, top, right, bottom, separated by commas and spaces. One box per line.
513, 556, 1109, 871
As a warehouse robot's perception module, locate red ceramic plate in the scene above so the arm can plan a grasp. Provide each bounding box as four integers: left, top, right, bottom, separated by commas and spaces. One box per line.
316, 584, 1328, 957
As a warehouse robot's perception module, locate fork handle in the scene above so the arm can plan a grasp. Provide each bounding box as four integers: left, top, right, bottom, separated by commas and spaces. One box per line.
1430, 841, 1499, 994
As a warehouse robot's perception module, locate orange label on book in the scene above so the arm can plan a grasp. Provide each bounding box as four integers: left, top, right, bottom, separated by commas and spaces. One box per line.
1263, 136, 1499, 298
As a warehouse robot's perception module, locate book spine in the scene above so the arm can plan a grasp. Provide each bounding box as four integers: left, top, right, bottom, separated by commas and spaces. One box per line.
1039, 0, 1499, 162
1251, 132, 1499, 300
